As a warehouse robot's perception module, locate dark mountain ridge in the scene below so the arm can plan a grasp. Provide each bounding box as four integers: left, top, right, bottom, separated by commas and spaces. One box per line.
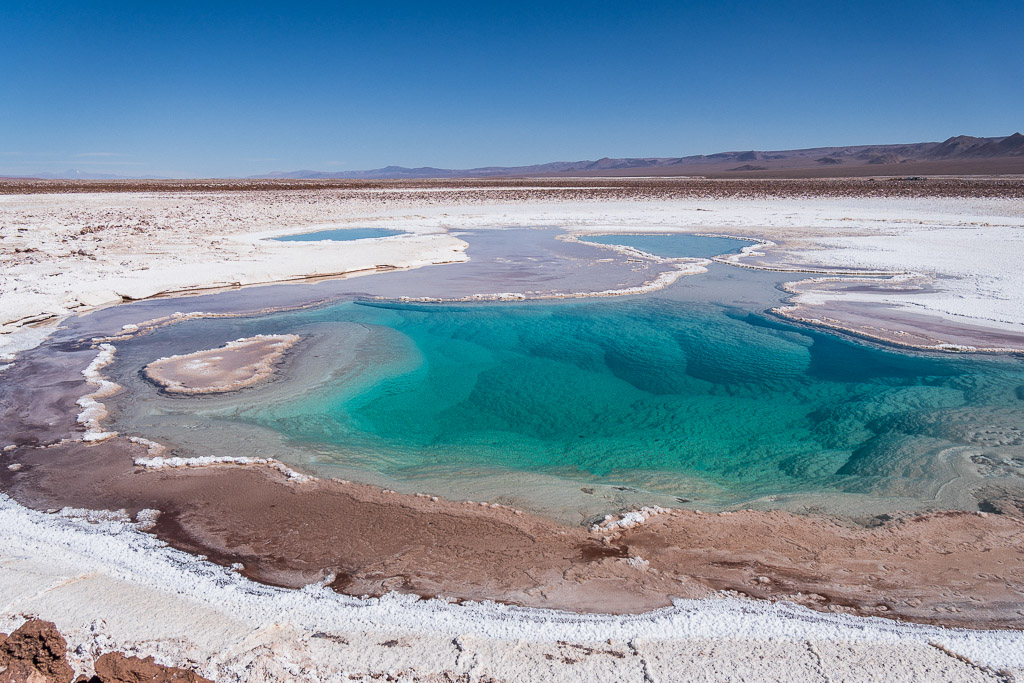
251, 133, 1024, 180
8, 135, 1021, 181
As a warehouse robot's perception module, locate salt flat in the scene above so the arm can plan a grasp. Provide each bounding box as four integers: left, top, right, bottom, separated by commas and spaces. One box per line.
3, 184, 1023, 354
2, 180, 1023, 681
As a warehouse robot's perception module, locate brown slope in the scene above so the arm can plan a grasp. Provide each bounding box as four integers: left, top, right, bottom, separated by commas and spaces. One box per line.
545, 155, 1024, 178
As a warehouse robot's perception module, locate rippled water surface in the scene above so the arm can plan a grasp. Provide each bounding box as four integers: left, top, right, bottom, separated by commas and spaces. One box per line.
236, 298, 1023, 501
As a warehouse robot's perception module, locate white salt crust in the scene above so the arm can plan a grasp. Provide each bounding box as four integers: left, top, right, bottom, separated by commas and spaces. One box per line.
392, 263, 703, 304
126, 436, 166, 457
592, 506, 670, 532
2, 195, 1023, 362
1, 492, 1022, 682
135, 455, 313, 483
76, 343, 120, 442
142, 333, 301, 394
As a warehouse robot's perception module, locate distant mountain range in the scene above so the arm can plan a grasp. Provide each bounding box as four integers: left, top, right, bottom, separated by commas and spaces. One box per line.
251, 133, 1024, 180
5, 134, 1022, 181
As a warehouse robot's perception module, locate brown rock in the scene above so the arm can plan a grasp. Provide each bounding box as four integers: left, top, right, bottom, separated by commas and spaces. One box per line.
89, 653, 211, 683
0, 619, 75, 683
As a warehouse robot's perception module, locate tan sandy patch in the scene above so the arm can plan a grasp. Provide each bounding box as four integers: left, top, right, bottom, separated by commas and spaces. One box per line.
142, 334, 300, 394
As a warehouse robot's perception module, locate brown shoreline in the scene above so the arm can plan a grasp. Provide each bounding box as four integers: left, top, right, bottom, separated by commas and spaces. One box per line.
2, 345, 1023, 630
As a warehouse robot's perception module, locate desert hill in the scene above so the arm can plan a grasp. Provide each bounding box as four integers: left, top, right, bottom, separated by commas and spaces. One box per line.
251, 133, 1024, 180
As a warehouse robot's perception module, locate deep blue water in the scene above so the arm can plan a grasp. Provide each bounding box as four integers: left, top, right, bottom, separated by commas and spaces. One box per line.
215, 296, 1024, 504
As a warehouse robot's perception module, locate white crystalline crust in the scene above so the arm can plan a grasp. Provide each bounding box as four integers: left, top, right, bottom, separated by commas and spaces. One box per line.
127, 436, 166, 457
1, 493, 1022, 682
392, 264, 702, 303
142, 333, 301, 394
57, 506, 132, 523
592, 506, 669, 532
0, 189, 471, 352
134, 508, 161, 531
135, 455, 312, 483
76, 343, 120, 442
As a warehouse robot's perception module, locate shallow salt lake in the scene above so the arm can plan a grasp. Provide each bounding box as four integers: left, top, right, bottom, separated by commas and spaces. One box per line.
66, 227, 1024, 522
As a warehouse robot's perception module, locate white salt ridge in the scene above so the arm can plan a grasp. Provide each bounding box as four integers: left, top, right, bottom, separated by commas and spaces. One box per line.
134, 508, 161, 531
592, 506, 669, 532
76, 343, 120, 442
565, 235, 681, 264
1, 492, 1022, 679
181, 334, 296, 373
565, 230, 768, 266
397, 227, 774, 305
395, 262, 702, 304
223, 333, 299, 348
91, 312, 212, 343
135, 455, 312, 483
58, 506, 131, 524
709, 236, 776, 266
127, 436, 166, 457
144, 333, 300, 394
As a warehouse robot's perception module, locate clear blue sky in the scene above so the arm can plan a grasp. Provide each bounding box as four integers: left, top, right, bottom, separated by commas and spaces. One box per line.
1, 0, 1021, 177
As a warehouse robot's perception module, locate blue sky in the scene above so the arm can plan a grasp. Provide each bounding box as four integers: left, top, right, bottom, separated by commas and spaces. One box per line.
1, 1, 1021, 177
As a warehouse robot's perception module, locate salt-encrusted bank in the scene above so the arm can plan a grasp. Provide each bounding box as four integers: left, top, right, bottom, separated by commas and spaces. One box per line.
1, 493, 1021, 682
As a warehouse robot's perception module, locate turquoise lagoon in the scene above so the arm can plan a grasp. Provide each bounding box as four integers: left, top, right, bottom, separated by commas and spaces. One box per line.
103, 228, 1024, 520
124, 295, 1024, 516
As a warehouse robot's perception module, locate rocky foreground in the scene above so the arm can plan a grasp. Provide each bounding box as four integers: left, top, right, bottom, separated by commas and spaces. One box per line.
0, 619, 209, 683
